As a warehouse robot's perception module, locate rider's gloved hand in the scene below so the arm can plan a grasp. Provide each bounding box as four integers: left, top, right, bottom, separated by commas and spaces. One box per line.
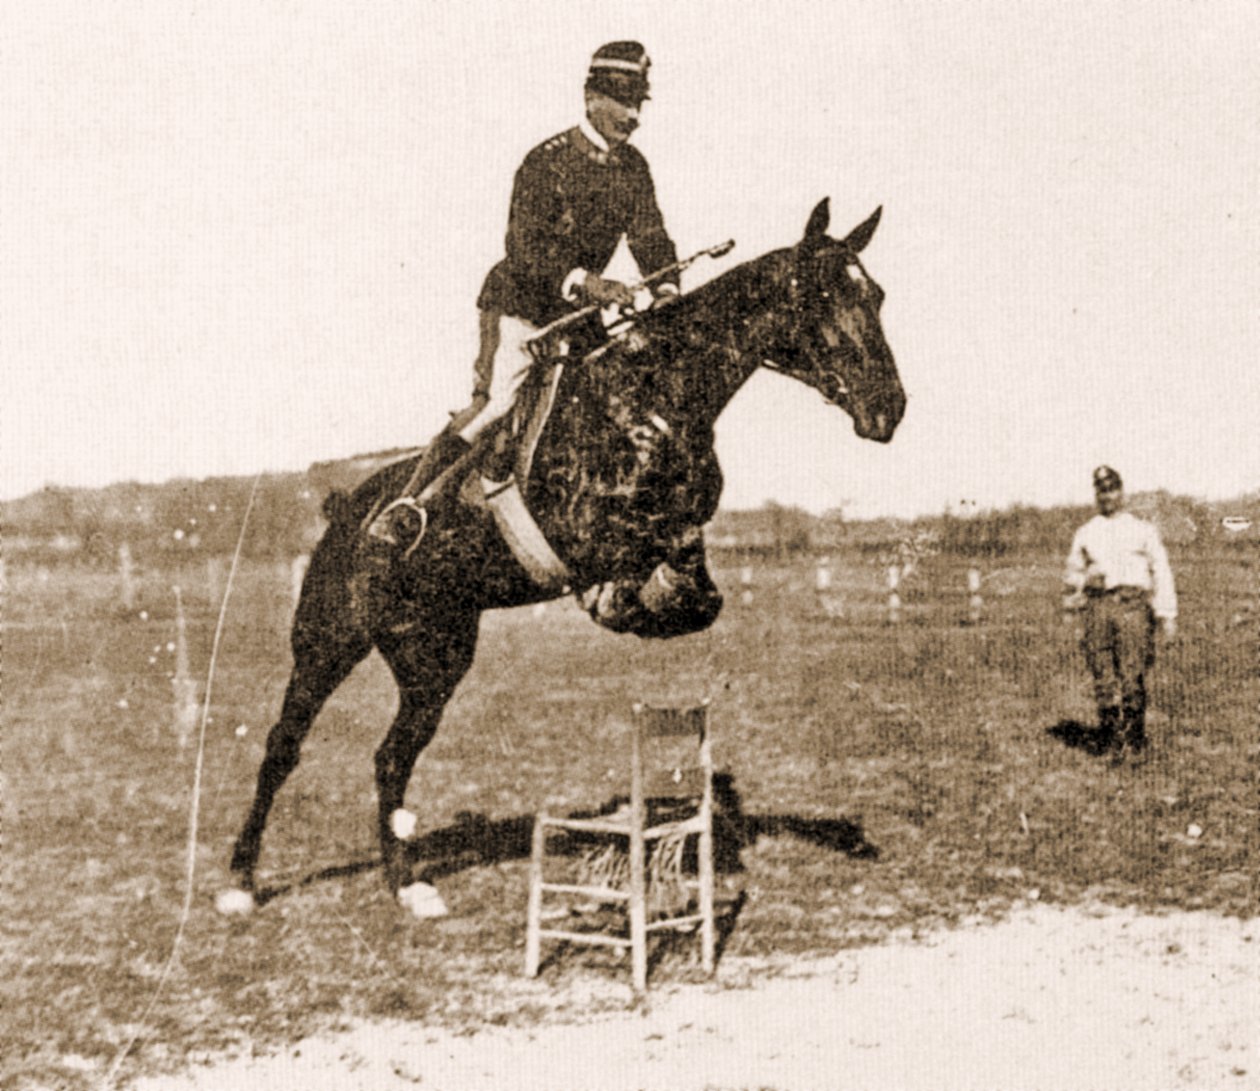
583, 273, 636, 309
651, 283, 681, 309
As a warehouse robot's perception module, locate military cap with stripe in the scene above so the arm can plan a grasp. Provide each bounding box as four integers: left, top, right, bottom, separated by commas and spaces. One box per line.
586, 41, 651, 105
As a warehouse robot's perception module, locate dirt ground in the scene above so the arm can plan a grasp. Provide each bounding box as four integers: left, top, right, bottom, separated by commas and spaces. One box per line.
125, 902, 1259, 1091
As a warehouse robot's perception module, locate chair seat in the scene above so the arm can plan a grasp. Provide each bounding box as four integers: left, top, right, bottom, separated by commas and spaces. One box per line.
539, 811, 707, 841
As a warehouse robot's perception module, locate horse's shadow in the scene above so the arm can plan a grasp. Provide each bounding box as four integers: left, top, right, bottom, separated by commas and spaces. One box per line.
255, 773, 879, 906
1047, 718, 1112, 756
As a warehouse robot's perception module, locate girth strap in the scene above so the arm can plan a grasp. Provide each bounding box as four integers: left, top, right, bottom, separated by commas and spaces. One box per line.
481, 476, 571, 592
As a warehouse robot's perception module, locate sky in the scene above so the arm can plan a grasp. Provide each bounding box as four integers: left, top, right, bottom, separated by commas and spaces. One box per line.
5, 0, 1258, 518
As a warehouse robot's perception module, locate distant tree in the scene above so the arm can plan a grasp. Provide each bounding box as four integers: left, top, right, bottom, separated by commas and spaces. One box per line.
761, 500, 813, 559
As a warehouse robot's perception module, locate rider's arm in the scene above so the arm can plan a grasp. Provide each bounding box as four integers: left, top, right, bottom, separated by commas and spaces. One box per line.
622, 146, 679, 297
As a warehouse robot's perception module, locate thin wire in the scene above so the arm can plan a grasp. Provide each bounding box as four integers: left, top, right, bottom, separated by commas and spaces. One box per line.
100, 474, 262, 1091
331, 907, 408, 991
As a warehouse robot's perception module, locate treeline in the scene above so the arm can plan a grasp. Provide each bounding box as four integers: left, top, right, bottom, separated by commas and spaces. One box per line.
708, 492, 1255, 561
3, 466, 1255, 567
2, 473, 326, 564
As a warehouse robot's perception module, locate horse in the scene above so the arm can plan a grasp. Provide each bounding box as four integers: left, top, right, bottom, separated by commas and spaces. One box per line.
227, 199, 906, 911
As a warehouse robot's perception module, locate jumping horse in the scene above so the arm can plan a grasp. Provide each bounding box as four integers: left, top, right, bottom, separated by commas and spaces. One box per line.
228, 200, 906, 911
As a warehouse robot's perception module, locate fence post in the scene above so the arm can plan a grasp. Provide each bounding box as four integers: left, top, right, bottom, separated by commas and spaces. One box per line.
118, 542, 136, 610
967, 566, 983, 625
739, 565, 754, 607
887, 564, 902, 624
815, 556, 843, 618
171, 586, 199, 750
815, 557, 832, 594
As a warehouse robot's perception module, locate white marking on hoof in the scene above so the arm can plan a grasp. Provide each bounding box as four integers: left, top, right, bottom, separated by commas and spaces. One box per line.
398, 881, 448, 919
215, 888, 255, 916
389, 807, 418, 840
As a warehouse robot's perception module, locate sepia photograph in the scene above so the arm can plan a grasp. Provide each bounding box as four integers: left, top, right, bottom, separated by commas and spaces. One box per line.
4, 2, 1258, 1088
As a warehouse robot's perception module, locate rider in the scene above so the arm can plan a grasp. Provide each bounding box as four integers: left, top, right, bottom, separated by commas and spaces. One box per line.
365, 40, 681, 550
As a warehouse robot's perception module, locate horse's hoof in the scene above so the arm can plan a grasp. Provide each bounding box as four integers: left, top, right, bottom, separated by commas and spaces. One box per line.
397, 882, 448, 919
215, 888, 256, 916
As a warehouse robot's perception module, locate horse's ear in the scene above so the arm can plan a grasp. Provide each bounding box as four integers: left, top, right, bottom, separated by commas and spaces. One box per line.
842, 206, 883, 254
803, 198, 831, 243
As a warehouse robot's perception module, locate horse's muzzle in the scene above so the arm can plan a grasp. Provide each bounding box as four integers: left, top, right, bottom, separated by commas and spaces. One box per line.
852, 385, 906, 443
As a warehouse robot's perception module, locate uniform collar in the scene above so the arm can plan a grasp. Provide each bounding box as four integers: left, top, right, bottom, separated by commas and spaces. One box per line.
575, 119, 612, 163
578, 116, 609, 152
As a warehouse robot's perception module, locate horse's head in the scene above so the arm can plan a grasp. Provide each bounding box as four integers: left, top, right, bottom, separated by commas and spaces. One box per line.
771, 200, 906, 443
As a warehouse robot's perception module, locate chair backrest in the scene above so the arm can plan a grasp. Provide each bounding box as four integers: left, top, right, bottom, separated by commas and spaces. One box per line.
631, 701, 712, 804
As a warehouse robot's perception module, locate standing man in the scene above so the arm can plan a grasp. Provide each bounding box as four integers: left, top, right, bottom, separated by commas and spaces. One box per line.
1062, 466, 1178, 756
366, 41, 680, 551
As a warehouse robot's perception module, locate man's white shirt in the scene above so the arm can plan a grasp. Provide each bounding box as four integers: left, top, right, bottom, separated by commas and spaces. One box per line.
1064, 512, 1177, 620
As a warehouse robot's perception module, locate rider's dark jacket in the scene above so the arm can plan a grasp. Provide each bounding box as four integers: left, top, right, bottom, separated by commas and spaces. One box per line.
477, 125, 679, 328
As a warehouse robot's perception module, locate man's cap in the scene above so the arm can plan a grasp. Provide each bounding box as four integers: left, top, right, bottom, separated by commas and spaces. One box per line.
586, 41, 651, 105
1092, 465, 1123, 492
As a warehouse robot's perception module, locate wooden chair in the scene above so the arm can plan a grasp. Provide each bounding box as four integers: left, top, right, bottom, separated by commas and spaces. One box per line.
524, 700, 715, 992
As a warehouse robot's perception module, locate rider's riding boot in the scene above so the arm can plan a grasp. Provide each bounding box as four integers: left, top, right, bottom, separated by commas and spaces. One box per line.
364, 430, 471, 551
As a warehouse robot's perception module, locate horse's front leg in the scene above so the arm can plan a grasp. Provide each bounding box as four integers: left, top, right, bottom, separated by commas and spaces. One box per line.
637, 532, 724, 635
374, 606, 480, 904
583, 528, 723, 638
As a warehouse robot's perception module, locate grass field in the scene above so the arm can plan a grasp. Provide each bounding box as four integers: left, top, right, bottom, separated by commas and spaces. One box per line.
3, 543, 1257, 1089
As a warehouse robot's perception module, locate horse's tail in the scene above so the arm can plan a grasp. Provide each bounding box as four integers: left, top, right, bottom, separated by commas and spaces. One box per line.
290, 485, 376, 648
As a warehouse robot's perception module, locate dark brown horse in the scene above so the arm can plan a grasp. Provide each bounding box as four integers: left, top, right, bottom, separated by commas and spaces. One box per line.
228, 200, 905, 910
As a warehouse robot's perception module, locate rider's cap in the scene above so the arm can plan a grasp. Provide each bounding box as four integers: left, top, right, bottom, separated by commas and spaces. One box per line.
586, 41, 651, 105
1092, 465, 1123, 492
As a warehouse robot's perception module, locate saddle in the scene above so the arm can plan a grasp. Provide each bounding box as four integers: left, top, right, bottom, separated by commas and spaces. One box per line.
468, 317, 663, 591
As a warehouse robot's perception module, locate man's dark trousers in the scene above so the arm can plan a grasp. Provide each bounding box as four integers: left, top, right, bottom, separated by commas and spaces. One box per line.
1081, 587, 1156, 749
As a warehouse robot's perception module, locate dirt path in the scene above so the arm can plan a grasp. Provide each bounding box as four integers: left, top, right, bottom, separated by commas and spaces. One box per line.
128, 903, 1258, 1091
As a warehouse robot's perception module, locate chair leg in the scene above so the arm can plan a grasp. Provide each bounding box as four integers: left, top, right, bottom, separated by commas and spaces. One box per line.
698, 825, 715, 974
629, 828, 648, 993
524, 816, 547, 977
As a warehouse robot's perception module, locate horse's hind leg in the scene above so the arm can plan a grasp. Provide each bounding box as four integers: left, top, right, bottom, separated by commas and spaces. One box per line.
373, 605, 480, 896
230, 630, 371, 891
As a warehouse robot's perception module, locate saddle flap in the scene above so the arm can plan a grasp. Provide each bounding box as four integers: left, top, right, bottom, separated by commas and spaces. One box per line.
493, 360, 566, 488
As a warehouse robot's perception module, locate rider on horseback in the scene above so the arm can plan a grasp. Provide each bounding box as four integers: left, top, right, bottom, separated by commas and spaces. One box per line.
365, 41, 681, 552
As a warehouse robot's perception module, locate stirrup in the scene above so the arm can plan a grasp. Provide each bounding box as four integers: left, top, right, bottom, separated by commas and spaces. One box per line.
367, 497, 428, 554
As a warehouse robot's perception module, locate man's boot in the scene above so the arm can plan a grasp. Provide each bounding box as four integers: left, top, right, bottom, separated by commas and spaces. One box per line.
1123, 701, 1148, 754
1094, 705, 1121, 756
364, 430, 471, 551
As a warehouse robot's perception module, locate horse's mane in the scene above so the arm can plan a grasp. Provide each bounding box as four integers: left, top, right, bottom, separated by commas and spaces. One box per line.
630, 246, 787, 349
571, 245, 791, 421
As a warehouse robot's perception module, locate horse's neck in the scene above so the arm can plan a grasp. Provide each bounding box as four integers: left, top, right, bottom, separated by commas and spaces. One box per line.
652, 250, 795, 427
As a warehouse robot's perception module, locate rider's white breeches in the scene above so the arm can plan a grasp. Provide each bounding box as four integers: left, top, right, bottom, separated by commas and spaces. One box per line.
456, 315, 536, 444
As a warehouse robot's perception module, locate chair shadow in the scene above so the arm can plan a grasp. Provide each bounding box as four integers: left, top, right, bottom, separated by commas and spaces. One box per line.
712, 773, 880, 865
257, 777, 878, 903
1047, 717, 1111, 756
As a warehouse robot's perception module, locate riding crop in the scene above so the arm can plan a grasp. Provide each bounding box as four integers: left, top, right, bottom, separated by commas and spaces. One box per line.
526, 239, 736, 359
